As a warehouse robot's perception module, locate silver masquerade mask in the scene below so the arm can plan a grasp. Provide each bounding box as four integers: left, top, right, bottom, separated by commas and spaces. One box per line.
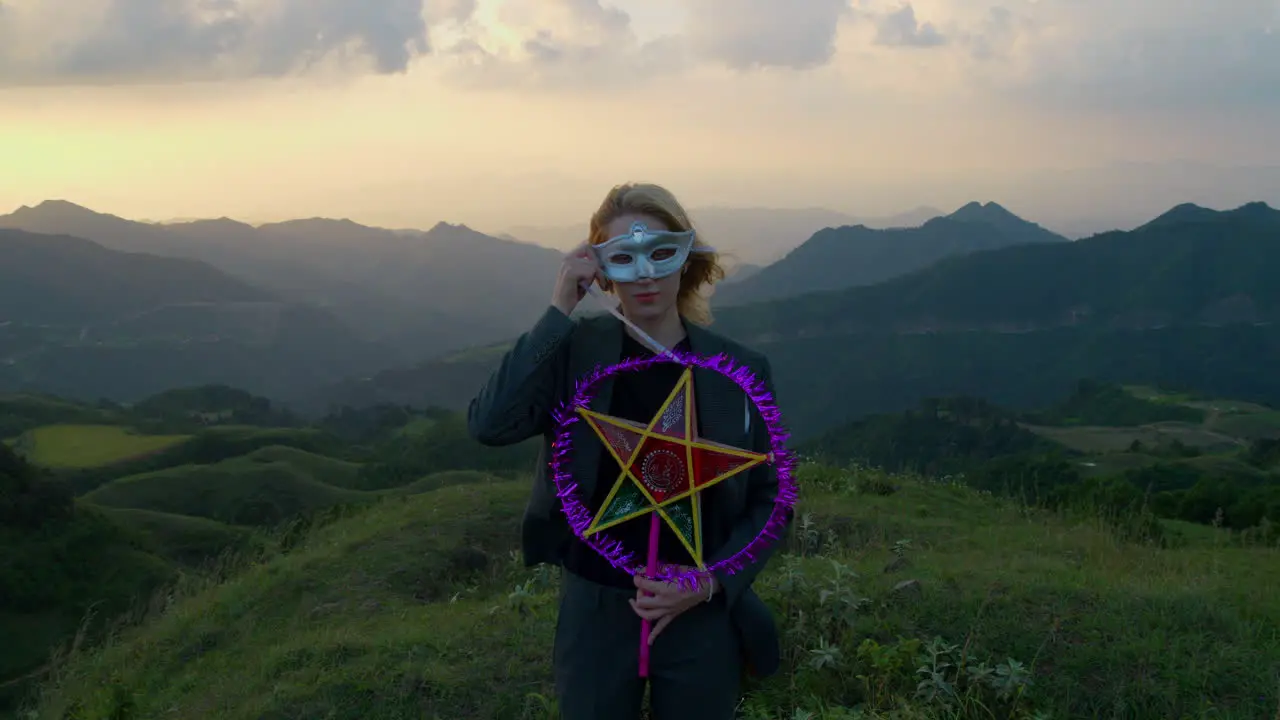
590, 220, 712, 283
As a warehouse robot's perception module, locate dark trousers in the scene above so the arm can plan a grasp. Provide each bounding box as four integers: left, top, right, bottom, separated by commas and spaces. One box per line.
553, 570, 743, 720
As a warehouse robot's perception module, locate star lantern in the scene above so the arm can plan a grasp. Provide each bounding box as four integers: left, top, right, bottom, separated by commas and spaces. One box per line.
577, 366, 769, 571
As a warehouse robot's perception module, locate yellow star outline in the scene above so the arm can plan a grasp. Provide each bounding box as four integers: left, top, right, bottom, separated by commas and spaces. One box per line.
577, 366, 768, 568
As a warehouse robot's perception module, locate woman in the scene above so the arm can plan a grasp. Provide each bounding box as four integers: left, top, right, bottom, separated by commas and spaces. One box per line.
468, 183, 786, 720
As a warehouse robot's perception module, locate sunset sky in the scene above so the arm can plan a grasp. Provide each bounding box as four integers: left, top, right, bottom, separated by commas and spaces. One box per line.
1, 0, 1278, 235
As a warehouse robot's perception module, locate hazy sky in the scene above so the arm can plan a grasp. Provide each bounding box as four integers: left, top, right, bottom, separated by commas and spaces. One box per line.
1, 0, 1278, 234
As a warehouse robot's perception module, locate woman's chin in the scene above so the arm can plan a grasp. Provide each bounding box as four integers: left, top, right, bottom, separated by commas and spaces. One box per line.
622, 300, 674, 321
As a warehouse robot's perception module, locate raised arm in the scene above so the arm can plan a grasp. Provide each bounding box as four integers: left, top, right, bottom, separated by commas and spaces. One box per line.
467, 241, 604, 447
467, 305, 574, 446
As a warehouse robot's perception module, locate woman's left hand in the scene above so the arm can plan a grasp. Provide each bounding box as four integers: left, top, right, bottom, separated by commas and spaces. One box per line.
629, 567, 716, 645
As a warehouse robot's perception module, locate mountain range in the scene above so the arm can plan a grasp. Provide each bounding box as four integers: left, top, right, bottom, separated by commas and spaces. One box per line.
0, 199, 1018, 365
0, 227, 389, 403
711, 201, 1280, 342
0, 201, 565, 363
4, 197, 1279, 439
299, 202, 1280, 438
712, 201, 1066, 306
502, 205, 945, 266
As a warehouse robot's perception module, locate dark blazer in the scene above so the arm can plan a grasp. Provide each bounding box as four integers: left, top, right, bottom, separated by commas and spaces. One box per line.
466, 305, 788, 678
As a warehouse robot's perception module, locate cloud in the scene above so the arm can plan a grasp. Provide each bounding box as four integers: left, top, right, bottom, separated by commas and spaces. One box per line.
968, 0, 1280, 111
872, 4, 945, 48
0, 0, 452, 86
683, 0, 850, 70
3, 0, 1276, 113
438, 0, 685, 91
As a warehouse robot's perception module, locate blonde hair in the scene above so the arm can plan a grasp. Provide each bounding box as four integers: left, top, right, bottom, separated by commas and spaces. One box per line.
588, 182, 725, 326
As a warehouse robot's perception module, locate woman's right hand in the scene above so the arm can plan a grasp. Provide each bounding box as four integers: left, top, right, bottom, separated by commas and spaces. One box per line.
551, 241, 603, 317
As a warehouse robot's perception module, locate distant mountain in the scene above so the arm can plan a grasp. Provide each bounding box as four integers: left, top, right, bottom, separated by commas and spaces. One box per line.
713, 201, 1067, 306
0, 201, 565, 362
945, 201, 1066, 244
0, 229, 271, 324
502, 205, 944, 267
721, 263, 763, 285
304, 202, 1280, 440
0, 229, 387, 403
288, 346, 508, 417
713, 201, 1280, 341
1136, 201, 1276, 232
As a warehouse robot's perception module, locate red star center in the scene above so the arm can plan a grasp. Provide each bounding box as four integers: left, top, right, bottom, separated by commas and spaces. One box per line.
578, 366, 769, 568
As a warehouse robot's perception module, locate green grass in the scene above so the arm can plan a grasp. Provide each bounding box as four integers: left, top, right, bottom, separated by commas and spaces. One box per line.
81, 458, 368, 527
1026, 422, 1241, 454
1071, 451, 1161, 477
1120, 386, 1280, 441
238, 445, 364, 489
396, 417, 441, 438
0, 505, 178, 702
78, 450, 502, 528
386, 470, 504, 496
14, 424, 190, 469
97, 507, 266, 567
1210, 411, 1280, 440
26, 468, 1280, 720
1181, 454, 1272, 484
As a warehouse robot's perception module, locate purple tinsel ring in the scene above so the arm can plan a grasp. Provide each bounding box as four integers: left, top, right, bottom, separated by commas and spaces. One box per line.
548, 348, 799, 591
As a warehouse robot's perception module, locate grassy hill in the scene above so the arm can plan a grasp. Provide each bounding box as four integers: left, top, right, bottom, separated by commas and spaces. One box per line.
804, 382, 1280, 535
7, 380, 1278, 718
0, 445, 231, 708
22, 470, 1280, 719
82, 457, 368, 527
237, 445, 364, 489
0, 396, 539, 710
0, 503, 176, 698
12, 424, 190, 469
96, 507, 265, 567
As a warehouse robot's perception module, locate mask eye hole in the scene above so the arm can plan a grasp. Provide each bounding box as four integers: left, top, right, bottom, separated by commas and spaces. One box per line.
607, 253, 634, 265
650, 247, 677, 261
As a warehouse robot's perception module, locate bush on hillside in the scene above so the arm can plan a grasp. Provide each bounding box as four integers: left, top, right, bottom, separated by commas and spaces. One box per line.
1024, 379, 1207, 427
127, 384, 301, 433
317, 403, 448, 444
802, 397, 1060, 476
0, 444, 74, 529
0, 394, 119, 438
1246, 437, 1280, 468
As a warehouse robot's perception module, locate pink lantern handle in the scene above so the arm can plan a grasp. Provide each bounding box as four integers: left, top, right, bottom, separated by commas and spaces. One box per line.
638, 512, 661, 678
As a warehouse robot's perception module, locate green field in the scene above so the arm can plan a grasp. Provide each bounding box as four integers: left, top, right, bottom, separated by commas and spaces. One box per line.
1210, 410, 1280, 440
1025, 422, 1243, 454
25, 468, 1280, 720
14, 424, 190, 469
